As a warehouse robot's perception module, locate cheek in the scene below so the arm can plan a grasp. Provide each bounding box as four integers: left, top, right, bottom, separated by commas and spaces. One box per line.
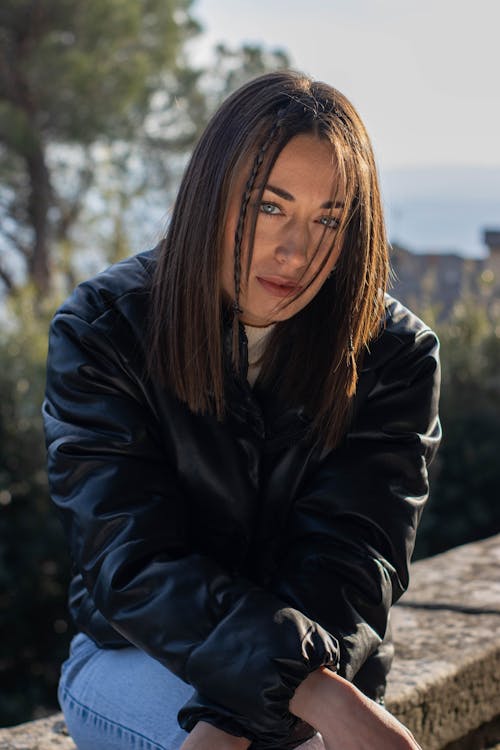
311, 241, 342, 278
325, 235, 344, 267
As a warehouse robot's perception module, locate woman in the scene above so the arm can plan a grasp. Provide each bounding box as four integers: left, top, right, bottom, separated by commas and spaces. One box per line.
43, 70, 441, 750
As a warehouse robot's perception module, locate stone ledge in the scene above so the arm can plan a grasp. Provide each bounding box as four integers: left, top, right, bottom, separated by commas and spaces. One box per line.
386, 533, 500, 749
1, 534, 499, 750
0, 715, 74, 749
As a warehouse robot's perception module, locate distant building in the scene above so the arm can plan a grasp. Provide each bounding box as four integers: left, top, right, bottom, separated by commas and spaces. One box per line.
389, 227, 500, 321
483, 229, 500, 286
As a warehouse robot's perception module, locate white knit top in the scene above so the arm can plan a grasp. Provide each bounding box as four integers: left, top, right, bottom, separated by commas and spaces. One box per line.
244, 323, 275, 387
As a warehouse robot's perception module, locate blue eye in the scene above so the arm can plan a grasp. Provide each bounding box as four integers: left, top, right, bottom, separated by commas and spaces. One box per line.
259, 202, 281, 215
318, 216, 340, 229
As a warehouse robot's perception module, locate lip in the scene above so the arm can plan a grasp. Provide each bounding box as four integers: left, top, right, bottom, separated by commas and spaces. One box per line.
256, 276, 303, 298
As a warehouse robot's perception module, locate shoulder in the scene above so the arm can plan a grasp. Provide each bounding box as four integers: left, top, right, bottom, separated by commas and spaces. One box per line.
50, 248, 160, 353
361, 293, 439, 373
47, 248, 161, 376
54, 247, 158, 326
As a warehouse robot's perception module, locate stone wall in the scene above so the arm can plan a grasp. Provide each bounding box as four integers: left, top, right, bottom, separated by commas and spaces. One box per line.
1, 534, 499, 750
386, 533, 500, 749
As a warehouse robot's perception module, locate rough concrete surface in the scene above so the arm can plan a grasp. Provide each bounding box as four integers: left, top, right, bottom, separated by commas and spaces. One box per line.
1, 534, 499, 750
386, 534, 500, 750
0, 714, 74, 749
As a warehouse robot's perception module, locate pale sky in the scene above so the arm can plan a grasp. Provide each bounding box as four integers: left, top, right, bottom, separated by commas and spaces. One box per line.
193, 0, 500, 172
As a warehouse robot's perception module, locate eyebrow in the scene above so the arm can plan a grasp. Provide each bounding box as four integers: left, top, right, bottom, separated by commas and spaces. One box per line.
264, 183, 344, 210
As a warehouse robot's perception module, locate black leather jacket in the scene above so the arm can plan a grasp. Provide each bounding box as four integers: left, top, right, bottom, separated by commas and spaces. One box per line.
43, 248, 441, 749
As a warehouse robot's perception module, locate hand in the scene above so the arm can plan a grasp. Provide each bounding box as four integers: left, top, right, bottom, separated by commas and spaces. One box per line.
290, 668, 422, 750
179, 720, 251, 750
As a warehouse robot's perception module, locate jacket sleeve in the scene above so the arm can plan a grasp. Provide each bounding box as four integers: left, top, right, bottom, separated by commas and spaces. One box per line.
268, 325, 441, 683
42, 307, 339, 745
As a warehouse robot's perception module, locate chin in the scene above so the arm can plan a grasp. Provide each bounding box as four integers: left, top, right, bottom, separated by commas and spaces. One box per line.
240, 293, 306, 326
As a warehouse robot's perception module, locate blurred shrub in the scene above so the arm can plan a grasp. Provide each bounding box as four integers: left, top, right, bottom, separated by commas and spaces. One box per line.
413, 299, 500, 558
0, 289, 73, 726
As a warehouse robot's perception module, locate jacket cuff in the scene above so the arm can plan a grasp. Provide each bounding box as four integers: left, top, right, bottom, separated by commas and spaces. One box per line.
181, 595, 339, 742
178, 693, 317, 750
178, 691, 297, 746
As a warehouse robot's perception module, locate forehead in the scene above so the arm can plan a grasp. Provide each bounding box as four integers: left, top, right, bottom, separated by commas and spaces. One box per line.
269, 133, 344, 196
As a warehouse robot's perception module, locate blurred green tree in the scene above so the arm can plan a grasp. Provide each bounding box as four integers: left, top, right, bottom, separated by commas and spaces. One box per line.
0, 0, 203, 299
0, 1, 290, 301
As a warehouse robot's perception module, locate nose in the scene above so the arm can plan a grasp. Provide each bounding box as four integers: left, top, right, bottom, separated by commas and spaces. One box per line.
274, 221, 309, 269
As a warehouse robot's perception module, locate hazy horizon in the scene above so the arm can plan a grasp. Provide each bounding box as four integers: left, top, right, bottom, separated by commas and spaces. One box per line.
380, 165, 500, 258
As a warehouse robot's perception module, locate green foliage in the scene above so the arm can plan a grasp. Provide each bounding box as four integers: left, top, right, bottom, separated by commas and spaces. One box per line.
0, 0, 202, 294
0, 290, 73, 726
0, 0, 199, 145
203, 43, 291, 112
413, 300, 500, 559
0, 1, 290, 297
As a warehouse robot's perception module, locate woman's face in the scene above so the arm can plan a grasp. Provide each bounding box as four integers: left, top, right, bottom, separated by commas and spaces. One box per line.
221, 133, 346, 327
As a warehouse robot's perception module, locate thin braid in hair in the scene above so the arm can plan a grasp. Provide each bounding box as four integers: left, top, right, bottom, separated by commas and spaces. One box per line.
346, 320, 357, 396
231, 112, 286, 370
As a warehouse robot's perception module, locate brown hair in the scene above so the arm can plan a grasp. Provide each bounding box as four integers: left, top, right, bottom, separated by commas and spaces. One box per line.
147, 70, 388, 450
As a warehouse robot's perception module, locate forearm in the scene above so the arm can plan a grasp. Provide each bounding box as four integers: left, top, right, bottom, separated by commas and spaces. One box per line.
289, 666, 348, 730
177, 671, 338, 750
290, 667, 422, 750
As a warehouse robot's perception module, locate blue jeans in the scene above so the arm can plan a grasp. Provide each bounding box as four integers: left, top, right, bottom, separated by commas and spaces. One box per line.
59, 633, 324, 750
59, 632, 193, 750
